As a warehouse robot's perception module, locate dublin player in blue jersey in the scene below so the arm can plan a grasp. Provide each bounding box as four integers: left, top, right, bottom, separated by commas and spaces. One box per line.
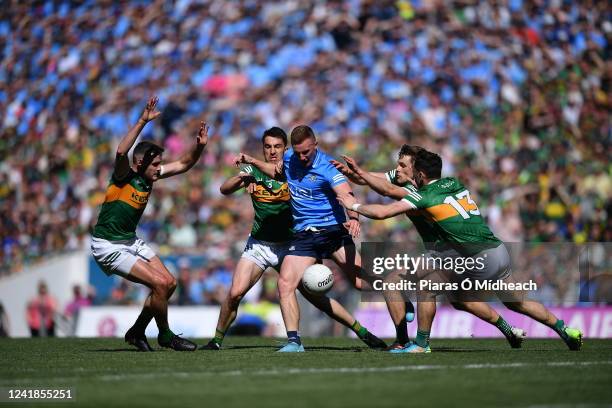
236, 125, 404, 352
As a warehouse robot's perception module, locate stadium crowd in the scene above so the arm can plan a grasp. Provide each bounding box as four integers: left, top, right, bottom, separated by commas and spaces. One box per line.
0, 0, 609, 306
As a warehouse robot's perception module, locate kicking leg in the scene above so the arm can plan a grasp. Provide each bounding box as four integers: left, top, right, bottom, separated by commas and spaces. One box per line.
299, 285, 386, 349
331, 244, 405, 348
451, 301, 526, 348
498, 275, 582, 350
502, 299, 582, 350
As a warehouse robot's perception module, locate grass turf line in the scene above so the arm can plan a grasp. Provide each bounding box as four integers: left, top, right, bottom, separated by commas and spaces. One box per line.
0, 337, 610, 408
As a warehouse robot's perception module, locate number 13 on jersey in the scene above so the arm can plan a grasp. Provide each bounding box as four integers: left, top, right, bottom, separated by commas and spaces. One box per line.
443, 190, 481, 219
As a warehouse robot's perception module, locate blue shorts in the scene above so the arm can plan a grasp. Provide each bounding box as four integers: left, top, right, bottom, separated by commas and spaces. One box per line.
287, 224, 354, 259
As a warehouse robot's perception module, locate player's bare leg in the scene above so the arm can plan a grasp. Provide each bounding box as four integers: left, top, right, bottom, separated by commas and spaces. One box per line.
298, 284, 386, 349
331, 245, 405, 348
299, 288, 354, 326
126, 259, 196, 351
504, 300, 582, 350
451, 301, 526, 348
277, 255, 315, 351
201, 259, 265, 350
414, 297, 435, 352
502, 300, 582, 349
124, 256, 178, 351
499, 274, 582, 350
380, 268, 415, 349
389, 287, 435, 354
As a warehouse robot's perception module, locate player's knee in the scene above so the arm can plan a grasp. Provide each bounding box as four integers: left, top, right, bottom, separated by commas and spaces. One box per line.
150, 277, 168, 295
228, 288, 244, 305
152, 274, 175, 296
167, 276, 178, 294
278, 275, 297, 298
504, 301, 524, 313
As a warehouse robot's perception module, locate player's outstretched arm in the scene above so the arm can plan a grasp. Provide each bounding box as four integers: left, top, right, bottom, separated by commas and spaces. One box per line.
114, 96, 161, 179
234, 153, 283, 180
341, 155, 408, 200
337, 193, 414, 220
159, 121, 209, 179
330, 159, 387, 186
219, 172, 256, 195
330, 160, 368, 185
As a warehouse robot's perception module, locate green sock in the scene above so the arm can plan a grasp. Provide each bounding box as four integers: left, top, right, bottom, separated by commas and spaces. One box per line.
213, 329, 226, 345
415, 330, 430, 348
552, 319, 568, 340
351, 320, 368, 339
158, 328, 175, 343
495, 316, 513, 339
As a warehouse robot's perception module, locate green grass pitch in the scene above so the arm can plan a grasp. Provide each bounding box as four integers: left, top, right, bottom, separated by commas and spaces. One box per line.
1, 337, 611, 407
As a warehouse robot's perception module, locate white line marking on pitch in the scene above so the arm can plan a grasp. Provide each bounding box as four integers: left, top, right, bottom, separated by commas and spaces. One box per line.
2, 360, 610, 384
97, 360, 612, 381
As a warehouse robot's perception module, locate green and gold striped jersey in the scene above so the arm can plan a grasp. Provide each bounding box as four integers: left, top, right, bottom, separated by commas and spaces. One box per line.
401, 177, 500, 255
385, 170, 445, 249
242, 165, 293, 242
92, 169, 152, 241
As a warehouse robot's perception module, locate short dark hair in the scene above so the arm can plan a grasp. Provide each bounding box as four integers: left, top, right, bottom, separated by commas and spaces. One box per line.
261, 127, 287, 146
413, 150, 442, 179
398, 144, 424, 159
290, 125, 316, 145
133, 141, 164, 161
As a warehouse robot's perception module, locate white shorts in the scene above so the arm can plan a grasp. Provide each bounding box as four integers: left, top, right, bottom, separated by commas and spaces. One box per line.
91, 236, 156, 277
241, 236, 289, 271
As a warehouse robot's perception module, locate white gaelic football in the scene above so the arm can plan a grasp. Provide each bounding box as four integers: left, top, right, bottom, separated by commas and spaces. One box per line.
302, 264, 334, 294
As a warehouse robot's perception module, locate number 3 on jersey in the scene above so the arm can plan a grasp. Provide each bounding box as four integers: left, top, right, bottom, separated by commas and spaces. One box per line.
443, 190, 481, 219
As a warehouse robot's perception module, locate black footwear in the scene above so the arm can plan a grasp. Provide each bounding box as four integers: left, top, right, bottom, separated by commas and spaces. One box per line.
158, 334, 197, 351
507, 327, 526, 349
125, 327, 154, 352
361, 331, 387, 349
199, 340, 221, 350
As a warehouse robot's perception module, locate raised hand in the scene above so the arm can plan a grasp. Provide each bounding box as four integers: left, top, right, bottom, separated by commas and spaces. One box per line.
330, 159, 355, 177
197, 121, 209, 146
140, 96, 161, 122
234, 153, 253, 168
341, 155, 364, 176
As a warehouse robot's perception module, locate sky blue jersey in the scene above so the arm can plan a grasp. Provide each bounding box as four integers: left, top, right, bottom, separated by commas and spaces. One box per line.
283, 148, 348, 231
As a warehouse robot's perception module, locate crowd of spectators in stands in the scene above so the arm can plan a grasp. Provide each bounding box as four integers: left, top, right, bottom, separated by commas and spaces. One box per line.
0, 0, 609, 306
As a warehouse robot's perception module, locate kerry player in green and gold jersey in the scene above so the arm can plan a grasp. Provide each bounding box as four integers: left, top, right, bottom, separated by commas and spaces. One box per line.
200, 127, 385, 350
337, 148, 583, 353
333, 146, 528, 351
91, 96, 208, 352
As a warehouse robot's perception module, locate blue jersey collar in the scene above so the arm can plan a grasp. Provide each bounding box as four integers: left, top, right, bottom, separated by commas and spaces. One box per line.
312, 149, 322, 168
